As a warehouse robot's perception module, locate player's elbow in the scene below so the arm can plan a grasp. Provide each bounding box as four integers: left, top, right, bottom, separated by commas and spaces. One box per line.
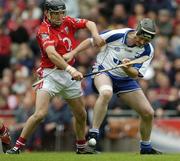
126, 71, 139, 79
128, 68, 139, 79
86, 20, 95, 27
47, 51, 56, 60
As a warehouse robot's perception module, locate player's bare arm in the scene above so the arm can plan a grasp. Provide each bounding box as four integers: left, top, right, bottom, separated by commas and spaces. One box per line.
46, 46, 83, 80
85, 21, 105, 47
46, 46, 69, 69
63, 39, 93, 62
121, 58, 139, 79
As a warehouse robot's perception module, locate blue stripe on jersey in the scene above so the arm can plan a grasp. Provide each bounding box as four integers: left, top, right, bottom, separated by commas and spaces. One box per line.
133, 63, 142, 69
100, 30, 110, 35
140, 44, 152, 57
132, 44, 152, 69
106, 33, 124, 43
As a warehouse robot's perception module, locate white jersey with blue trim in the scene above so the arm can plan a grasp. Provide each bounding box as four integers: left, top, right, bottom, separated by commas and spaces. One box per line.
93, 28, 154, 78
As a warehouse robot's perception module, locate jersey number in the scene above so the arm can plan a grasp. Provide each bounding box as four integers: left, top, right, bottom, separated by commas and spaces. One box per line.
63, 37, 72, 52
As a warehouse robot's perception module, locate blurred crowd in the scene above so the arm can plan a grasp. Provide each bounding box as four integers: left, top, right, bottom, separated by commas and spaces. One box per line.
0, 0, 180, 150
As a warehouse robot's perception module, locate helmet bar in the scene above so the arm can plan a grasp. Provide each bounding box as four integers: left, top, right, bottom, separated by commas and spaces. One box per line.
141, 26, 156, 35
48, 8, 66, 12
137, 29, 155, 40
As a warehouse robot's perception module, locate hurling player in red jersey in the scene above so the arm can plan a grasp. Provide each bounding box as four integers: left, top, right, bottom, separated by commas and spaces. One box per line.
6, 0, 104, 154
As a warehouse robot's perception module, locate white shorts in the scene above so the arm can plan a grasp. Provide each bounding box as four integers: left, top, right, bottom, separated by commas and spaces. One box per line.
37, 68, 83, 99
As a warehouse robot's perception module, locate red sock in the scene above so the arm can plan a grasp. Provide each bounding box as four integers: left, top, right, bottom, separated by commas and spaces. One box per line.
14, 137, 26, 149
0, 124, 6, 135
76, 139, 86, 150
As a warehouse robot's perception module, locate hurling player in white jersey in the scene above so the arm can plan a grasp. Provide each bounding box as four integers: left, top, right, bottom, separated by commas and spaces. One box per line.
64, 18, 162, 154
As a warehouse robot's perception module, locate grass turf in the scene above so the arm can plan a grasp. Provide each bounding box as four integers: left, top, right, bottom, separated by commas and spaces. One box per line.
1, 152, 180, 161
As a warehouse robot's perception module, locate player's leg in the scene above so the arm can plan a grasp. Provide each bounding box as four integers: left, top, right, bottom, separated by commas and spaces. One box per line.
88, 74, 113, 148
119, 89, 162, 154
65, 97, 88, 153
63, 78, 87, 153
64, 75, 100, 154
6, 90, 51, 154
0, 120, 11, 153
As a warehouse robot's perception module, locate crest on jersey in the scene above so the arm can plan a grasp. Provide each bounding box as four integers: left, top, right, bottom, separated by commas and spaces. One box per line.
41, 33, 49, 40
64, 26, 69, 34
114, 47, 121, 52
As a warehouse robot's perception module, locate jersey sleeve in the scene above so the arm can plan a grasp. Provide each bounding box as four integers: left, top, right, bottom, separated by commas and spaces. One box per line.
66, 16, 88, 29
36, 25, 55, 50
99, 30, 124, 43
133, 44, 154, 77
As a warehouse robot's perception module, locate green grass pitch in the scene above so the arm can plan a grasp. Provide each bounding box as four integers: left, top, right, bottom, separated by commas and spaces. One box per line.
1, 152, 180, 161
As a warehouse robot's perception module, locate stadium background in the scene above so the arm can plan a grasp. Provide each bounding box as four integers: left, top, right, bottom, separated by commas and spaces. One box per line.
0, 0, 180, 153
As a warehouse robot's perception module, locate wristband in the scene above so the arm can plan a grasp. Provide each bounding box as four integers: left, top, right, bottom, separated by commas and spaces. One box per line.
65, 65, 77, 75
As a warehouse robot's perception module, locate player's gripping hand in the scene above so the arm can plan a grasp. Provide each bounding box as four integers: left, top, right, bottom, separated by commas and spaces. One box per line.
65, 65, 83, 81
71, 70, 83, 81
121, 58, 132, 69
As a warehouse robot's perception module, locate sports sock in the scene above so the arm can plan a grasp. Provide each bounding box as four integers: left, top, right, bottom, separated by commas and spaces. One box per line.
140, 140, 152, 152
89, 128, 99, 140
76, 139, 86, 151
89, 128, 99, 134
14, 137, 26, 150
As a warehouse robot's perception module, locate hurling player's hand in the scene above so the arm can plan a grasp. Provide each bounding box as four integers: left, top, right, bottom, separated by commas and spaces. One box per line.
63, 51, 75, 63
122, 58, 132, 69
93, 35, 105, 47
71, 70, 83, 81
66, 65, 83, 81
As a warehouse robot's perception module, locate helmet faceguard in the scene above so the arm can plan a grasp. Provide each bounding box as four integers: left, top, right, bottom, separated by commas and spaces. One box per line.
44, 0, 66, 26
136, 18, 156, 40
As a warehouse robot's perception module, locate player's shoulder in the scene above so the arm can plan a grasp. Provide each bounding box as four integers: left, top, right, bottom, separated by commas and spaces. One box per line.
101, 28, 133, 35
143, 43, 154, 54
145, 42, 154, 50
114, 28, 134, 34
63, 16, 75, 23
37, 20, 50, 35
63, 16, 86, 24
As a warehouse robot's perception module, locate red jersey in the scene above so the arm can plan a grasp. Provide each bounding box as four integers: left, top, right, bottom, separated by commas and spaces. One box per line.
36, 16, 88, 68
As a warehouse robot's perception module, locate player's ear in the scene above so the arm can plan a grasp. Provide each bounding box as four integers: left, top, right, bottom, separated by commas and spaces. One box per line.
45, 10, 51, 19
44, 10, 48, 16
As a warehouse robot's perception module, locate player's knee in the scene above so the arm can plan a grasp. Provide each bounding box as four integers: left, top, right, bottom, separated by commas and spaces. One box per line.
141, 108, 154, 120
99, 85, 113, 101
